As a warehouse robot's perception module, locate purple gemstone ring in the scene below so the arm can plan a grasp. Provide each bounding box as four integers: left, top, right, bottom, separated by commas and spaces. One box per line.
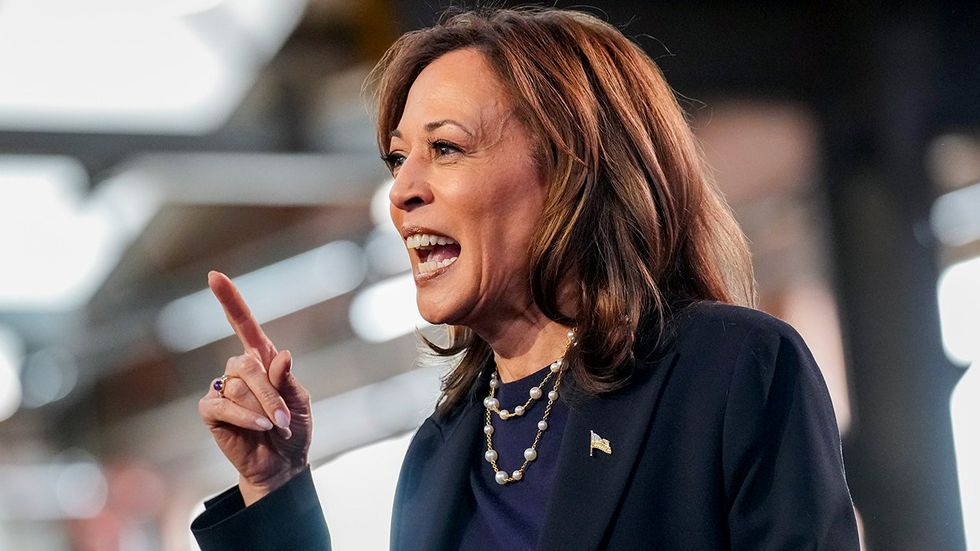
212, 374, 235, 397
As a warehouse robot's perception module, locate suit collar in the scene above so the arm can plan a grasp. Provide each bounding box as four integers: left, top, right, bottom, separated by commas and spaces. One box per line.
537, 350, 679, 551
406, 383, 485, 551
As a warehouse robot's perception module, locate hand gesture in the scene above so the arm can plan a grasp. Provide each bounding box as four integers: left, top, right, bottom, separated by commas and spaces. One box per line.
198, 271, 313, 505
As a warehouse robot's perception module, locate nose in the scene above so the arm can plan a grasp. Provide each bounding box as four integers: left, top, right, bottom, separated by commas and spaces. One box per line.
388, 156, 433, 213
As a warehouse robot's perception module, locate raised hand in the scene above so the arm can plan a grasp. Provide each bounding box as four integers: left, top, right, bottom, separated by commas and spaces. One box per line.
198, 271, 313, 505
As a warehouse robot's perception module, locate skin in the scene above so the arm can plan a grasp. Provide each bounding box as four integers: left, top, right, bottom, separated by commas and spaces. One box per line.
199, 48, 570, 505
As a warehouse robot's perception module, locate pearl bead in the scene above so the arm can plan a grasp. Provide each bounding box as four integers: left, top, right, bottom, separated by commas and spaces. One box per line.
524, 447, 537, 461
487, 398, 499, 410
515, 405, 525, 416
511, 470, 523, 481
484, 424, 494, 435
538, 420, 549, 431
485, 449, 498, 463
550, 361, 560, 372
489, 378, 499, 389
567, 330, 575, 339
499, 409, 509, 418
495, 471, 508, 485
529, 386, 542, 399
548, 390, 558, 401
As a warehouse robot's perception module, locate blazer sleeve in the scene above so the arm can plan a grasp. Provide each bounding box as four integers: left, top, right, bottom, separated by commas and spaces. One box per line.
191, 467, 331, 551
722, 319, 860, 550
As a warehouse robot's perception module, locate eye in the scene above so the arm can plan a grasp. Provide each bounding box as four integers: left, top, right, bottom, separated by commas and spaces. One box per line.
430, 139, 462, 157
382, 152, 406, 174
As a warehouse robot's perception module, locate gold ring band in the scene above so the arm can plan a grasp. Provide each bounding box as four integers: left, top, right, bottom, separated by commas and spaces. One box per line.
212, 374, 236, 397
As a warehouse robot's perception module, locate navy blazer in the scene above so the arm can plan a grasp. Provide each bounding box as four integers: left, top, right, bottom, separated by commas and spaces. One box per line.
192, 301, 860, 550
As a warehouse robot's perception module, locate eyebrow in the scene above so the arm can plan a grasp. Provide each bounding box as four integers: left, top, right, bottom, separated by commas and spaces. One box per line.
389, 119, 474, 139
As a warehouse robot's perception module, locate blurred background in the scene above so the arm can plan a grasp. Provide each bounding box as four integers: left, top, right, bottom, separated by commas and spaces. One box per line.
0, 0, 976, 549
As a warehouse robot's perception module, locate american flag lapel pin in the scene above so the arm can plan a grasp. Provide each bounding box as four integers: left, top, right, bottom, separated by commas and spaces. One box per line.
590, 430, 612, 456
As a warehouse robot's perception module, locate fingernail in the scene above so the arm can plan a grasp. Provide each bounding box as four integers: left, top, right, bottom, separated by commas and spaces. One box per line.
256, 417, 274, 430
284, 350, 293, 373
274, 409, 290, 429
281, 426, 293, 440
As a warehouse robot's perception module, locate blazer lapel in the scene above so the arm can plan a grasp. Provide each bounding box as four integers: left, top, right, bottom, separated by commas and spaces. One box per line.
408, 397, 483, 551
537, 351, 679, 551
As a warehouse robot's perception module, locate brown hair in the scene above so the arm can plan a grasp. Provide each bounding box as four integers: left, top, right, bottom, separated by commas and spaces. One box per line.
369, 7, 756, 415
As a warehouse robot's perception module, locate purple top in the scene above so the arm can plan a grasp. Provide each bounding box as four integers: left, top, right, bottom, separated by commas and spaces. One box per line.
459, 363, 570, 548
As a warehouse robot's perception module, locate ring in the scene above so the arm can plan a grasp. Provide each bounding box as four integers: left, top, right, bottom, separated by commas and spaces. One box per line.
212, 374, 236, 397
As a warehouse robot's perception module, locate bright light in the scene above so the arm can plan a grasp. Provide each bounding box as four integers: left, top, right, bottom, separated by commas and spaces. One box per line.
365, 227, 411, 277
371, 179, 395, 228
0, 454, 107, 520
314, 432, 416, 551
55, 462, 108, 518
0, 0, 306, 133
940, 256, 980, 551
952, 362, 980, 551
931, 182, 980, 247
349, 273, 429, 342
0, 327, 24, 422
937, 256, 980, 365
0, 156, 122, 310
157, 241, 366, 352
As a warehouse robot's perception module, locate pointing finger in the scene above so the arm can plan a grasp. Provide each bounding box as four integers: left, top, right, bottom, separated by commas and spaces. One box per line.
208, 271, 277, 366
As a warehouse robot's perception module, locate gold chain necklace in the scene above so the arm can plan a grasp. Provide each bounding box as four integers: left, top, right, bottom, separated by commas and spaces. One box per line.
482, 330, 574, 485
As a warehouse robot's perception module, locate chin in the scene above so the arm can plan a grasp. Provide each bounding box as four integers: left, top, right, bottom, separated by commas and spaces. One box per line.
416, 297, 452, 326
416, 293, 472, 327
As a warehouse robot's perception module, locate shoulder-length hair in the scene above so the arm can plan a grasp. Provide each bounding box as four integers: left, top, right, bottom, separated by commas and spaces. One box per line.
368, 7, 756, 416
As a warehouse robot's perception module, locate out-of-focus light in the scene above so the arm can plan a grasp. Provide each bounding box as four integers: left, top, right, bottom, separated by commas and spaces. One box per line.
941, 256, 980, 549
313, 432, 415, 551
349, 273, 429, 342
0, 2, 230, 133
157, 241, 366, 353
0, 453, 107, 520
931, 182, 980, 247
937, 256, 980, 365
0, 327, 24, 422
20, 348, 79, 409
365, 227, 411, 277
308, 366, 441, 460
371, 179, 395, 228
0, 156, 153, 310
952, 361, 980, 551
366, 179, 409, 276
0, 0, 305, 134
56, 462, 108, 518
927, 133, 980, 193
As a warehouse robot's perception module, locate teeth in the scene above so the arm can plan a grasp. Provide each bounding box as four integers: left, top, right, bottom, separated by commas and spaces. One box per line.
405, 233, 458, 250
417, 256, 458, 275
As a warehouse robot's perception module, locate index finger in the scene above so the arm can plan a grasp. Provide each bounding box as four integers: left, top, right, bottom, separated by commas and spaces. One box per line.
208, 271, 277, 365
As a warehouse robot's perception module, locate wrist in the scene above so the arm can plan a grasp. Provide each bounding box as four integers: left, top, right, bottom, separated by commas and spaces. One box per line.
239, 465, 307, 506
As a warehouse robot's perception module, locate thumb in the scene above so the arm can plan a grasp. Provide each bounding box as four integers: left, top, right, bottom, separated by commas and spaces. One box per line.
269, 350, 306, 409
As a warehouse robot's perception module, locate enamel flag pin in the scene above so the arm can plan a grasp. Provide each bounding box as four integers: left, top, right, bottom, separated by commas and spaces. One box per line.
590, 430, 612, 456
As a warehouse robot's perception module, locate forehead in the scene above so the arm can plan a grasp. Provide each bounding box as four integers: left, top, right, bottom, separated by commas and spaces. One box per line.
397, 48, 511, 131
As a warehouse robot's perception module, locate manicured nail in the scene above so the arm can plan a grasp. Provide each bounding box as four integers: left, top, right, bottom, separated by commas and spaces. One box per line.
256, 417, 274, 430
284, 350, 293, 373
274, 409, 290, 429
281, 426, 293, 440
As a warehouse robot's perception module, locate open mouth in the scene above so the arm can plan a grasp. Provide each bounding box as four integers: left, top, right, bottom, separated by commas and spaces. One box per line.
405, 232, 461, 276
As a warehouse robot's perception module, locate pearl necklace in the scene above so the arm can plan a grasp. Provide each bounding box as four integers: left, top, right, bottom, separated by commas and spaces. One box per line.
482, 330, 574, 485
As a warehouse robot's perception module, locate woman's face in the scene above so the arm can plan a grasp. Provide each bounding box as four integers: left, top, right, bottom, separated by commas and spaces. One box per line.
387, 48, 548, 328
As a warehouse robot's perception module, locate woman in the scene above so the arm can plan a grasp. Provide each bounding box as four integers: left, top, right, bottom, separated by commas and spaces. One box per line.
192, 7, 859, 550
